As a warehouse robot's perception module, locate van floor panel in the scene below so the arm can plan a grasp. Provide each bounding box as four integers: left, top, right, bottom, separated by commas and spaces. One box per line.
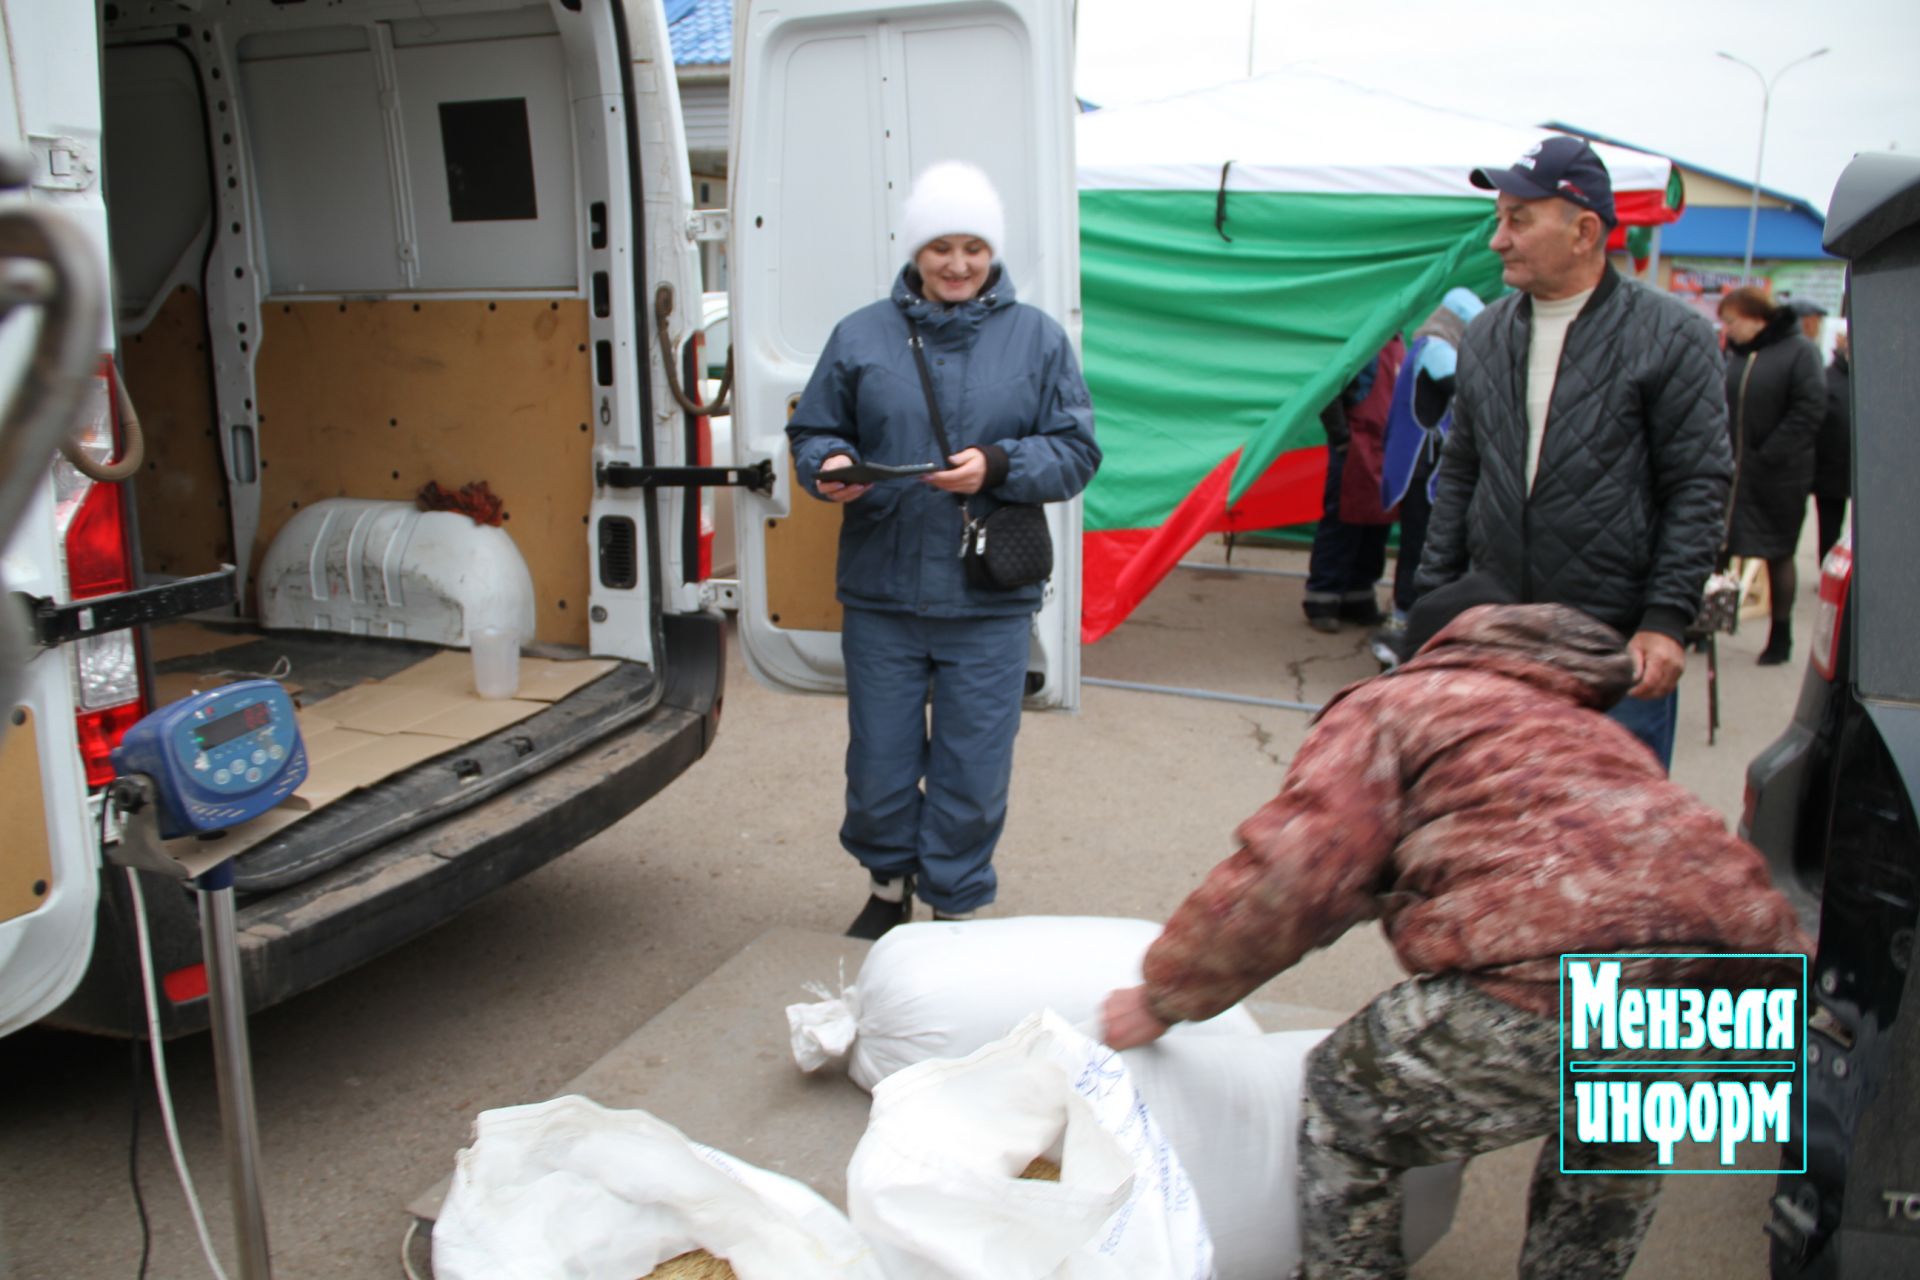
141, 622, 657, 897
150, 626, 444, 705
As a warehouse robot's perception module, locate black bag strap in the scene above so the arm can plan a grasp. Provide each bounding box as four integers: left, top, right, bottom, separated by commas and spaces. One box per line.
905, 322, 957, 461
906, 319, 973, 519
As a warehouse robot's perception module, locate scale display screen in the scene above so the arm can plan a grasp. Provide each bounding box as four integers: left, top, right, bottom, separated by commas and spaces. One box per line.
194, 702, 273, 750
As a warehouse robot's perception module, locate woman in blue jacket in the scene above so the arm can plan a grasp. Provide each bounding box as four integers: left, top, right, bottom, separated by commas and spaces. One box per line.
787, 161, 1101, 939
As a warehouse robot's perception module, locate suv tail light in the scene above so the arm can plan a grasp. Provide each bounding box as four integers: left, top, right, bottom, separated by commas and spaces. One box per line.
1810, 536, 1852, 682
52, 358, 148, 786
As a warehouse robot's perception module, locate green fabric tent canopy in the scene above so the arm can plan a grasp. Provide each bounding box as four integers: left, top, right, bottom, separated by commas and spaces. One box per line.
1075, 71, 1681, 641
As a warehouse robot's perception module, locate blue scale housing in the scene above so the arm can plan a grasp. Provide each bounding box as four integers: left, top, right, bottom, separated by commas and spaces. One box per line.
110, 679, 309, 840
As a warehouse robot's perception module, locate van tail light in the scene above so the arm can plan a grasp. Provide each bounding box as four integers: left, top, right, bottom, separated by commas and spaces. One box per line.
53, 357, 148, 786
163, 962, 210, 1004
685, 330, 714, 583
1809, 536, 1852, 682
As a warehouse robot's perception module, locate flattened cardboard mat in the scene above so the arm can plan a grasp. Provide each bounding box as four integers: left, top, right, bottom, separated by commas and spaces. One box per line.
143, 629, 615, 855
297, 652, 617, 814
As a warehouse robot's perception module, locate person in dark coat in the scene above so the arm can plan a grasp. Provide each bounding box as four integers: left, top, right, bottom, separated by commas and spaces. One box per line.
1414, 137, 1733, 770
1302, 339, 1405, 632
1718, 286, 1827, 664
1814, 327, 1851, 561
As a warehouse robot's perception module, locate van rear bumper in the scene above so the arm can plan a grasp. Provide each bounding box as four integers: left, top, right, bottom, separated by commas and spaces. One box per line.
238, 690, 709, 1018
48, 612, 725, 1038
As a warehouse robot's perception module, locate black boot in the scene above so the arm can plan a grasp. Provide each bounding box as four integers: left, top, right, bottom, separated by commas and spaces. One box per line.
1338, 592, 1384, 626
1758, 620, 1793, 666
845, 875, 914, 940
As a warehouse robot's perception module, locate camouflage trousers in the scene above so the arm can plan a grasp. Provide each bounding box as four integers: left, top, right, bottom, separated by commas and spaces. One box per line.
1298, 974, 1662, 1279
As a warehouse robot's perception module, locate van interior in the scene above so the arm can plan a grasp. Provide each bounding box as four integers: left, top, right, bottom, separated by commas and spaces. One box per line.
99, 0, 661, 886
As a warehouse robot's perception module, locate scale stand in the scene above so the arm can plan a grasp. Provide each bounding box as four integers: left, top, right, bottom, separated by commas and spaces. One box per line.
108, 773, 275, 1280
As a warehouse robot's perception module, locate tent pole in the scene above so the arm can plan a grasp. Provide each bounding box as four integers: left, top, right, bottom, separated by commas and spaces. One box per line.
1084, 676, 1322, 716
1177, 559, 1393, 586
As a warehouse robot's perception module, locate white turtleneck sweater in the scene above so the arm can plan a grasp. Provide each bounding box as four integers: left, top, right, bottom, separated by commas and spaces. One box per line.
1526, 286, 1595, 493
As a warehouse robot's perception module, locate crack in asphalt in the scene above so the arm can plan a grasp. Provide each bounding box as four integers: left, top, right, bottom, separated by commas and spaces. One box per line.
1281, 635, 1373, 702
1241, 714, 1283, 766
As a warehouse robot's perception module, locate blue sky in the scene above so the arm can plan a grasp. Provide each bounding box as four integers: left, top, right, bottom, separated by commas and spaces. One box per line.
1076, 0, 1918, 214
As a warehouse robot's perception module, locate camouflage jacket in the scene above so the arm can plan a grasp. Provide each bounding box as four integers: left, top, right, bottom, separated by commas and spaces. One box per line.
1142, 605, 1810, 1022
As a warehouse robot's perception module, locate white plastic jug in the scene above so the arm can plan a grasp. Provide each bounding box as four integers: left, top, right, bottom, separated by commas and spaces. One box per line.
470, 626, 521, 699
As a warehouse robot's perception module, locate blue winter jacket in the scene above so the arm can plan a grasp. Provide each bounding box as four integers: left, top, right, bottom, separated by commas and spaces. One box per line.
788, 265, 1101, 617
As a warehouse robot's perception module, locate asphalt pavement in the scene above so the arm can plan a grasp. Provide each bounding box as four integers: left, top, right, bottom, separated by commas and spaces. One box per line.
0, 531, 1823, 1279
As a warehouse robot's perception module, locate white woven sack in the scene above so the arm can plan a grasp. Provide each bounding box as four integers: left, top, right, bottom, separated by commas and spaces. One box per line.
432, 1095, 887, 1280
788, 916, 1260, 1089
1122, 1031, 1463, 1278
846, 1009, 1214, 1280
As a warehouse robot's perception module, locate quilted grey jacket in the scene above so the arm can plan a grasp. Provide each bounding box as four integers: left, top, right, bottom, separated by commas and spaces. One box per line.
1413, 268, 1733, 642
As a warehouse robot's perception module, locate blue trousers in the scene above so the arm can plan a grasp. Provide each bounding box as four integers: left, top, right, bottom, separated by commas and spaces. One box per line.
840, 608, 1031, 914
1606, 690, 1678, 774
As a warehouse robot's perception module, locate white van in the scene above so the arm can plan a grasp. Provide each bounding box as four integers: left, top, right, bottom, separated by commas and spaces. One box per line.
0, 0, 1081, 1038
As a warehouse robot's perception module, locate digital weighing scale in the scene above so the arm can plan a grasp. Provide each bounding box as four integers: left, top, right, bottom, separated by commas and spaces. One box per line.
108, 679, 309, 1280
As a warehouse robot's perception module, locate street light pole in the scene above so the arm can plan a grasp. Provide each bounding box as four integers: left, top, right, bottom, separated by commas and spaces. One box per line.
1717, 47, 1829, 281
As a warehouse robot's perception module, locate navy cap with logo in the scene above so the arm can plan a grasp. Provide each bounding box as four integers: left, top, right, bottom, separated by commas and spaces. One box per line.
1471, 135, 1618, 228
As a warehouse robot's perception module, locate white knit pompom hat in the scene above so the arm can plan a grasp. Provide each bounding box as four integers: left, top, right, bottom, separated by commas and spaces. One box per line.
899, 160, 1005, 261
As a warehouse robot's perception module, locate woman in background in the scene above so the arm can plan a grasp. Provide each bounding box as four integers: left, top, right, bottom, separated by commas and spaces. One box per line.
1718, 286, 1825, 665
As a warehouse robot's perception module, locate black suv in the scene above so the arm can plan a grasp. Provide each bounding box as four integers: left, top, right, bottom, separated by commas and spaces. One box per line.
1742, 152, 1920, 1278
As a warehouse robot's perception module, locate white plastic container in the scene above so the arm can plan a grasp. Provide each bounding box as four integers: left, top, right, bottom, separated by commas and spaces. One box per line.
258, 499, 536, 648
469, 626, 520, 699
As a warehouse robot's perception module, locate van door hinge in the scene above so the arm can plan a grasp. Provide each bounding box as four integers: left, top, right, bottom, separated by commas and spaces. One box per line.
687, 210, 729, 242
25, 568, 238, 647
597, 461, 772, 493
29, 136, 97, 193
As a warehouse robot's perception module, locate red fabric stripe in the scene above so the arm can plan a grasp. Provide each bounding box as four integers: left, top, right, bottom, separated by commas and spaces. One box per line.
1615, 187, 1682, 227
1081, 446, 1329, 643
1607, 189, 1683, 253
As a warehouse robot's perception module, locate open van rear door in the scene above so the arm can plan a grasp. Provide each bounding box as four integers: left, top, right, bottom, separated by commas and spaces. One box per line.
727, 0, 1083, 708
0, 0, 111, 1035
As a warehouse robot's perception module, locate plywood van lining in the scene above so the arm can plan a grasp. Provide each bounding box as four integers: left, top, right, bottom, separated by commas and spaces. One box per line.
253, 297, 595, 646
123, 285, 232, 579
765, 458, 844, 632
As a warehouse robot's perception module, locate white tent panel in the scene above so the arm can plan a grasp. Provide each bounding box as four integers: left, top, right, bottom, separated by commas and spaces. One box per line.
1077, 71, 1671, 199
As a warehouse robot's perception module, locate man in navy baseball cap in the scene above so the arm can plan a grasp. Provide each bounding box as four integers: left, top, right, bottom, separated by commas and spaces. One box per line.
1412, 129, 1735, 775
1471, 134, 1618, 228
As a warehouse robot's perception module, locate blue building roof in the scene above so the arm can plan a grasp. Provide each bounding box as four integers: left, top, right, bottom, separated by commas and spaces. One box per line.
1545, 121, 1823, 215
670, 0, 730, 66
1657, 205, 1834, 261
1544, 121, 1832, 261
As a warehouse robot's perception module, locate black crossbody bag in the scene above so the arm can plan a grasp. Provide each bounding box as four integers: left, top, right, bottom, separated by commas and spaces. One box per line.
906, 324, 1053, 591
